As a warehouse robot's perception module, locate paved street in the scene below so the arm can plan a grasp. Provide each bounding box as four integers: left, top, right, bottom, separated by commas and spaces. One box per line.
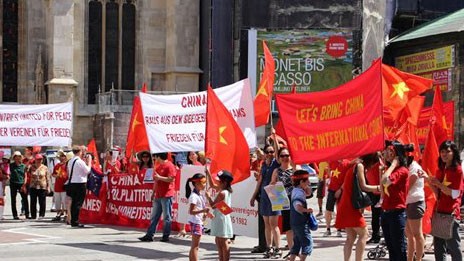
0, 187, 462, 260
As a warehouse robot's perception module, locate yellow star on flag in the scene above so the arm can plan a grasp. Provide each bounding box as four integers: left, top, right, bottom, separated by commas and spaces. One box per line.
383, 183, 390, 197
332, 168, 340, 179
442, 175, 452, 187
257, 78, 269, 97
219, 126, 228, 145
56, 167, 62, 177
131, 113, 140, 132
390, 82, 410, 99
221, 206, 227, 212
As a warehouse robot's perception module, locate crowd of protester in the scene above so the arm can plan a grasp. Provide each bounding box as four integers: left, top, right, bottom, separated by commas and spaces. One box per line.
0, 136, 463, 261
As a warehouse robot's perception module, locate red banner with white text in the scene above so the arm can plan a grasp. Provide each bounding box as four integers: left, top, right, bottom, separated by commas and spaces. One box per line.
384, 101, 454, 144
275, 59, 384, 164
79, 169, 182, 230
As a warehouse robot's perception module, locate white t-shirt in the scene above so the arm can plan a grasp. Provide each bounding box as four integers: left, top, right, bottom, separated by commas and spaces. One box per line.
407, 161, 425, 204
188, 192, 206, 225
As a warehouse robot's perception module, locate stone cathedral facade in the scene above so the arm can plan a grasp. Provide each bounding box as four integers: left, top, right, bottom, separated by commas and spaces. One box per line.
0, 0, 201, 149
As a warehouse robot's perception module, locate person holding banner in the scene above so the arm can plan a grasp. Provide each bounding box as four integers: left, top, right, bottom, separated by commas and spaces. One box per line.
335, 157, 381, 261
9, 151, 30, 220
28, 154, 50, 219
139, 152, 176, 242
250, 145, 281, 257
205, 169, 234, 261
185, 173, 210, 261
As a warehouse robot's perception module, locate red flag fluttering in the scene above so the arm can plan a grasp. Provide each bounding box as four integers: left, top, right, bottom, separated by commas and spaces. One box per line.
382, 64, 432, 121
205, 85, 250, 184
87, 138, 101, 171
421, 87, 448, 234
254, 41, 275, 127
125, 84, 149, 158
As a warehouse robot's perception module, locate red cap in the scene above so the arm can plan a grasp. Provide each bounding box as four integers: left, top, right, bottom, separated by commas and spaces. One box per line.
35, 154, 43, 160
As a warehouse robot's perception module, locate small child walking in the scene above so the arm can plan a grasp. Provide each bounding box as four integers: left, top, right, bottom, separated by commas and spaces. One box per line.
288, 169, 314, 261
205, 169, 234, 261
185, 173, 210, 261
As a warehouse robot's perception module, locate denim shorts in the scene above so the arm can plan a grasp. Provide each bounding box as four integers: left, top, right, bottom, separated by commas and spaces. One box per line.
290, 224, 313, 256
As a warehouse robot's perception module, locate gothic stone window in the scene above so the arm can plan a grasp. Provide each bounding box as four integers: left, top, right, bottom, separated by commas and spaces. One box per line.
88, 0, 136, 104
2, 0, 19, 102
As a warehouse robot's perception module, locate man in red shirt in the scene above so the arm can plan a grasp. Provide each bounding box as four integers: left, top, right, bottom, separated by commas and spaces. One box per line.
324, 159, 351, 237
139, 152, 176, 242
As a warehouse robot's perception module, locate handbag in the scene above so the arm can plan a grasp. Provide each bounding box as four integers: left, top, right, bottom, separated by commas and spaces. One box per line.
430, 191, 455, 240
64, 159, 77, 193
351, 165, 372, 209
308, 213, 318, 231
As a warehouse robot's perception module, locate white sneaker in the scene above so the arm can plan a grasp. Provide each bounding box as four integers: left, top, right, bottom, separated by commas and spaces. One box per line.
323, 230, 331, 237
336, 231, 343, 237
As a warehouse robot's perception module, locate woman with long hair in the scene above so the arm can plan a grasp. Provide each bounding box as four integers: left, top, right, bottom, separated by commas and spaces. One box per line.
403, 144, 425, 261
380, 141, 409, 261
335, 154, 380, 261
424, 140, 463, 261
137, 151, 153, 170
187, 151, 203, 166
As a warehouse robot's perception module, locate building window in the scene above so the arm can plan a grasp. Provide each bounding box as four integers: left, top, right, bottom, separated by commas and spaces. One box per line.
87, 0, 136, 104
2, 0, 19, 102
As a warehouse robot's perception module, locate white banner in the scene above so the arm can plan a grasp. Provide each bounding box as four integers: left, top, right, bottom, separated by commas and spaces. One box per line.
0, 102, 73, 146
177, 165, 258, 238
140, 79, 257, 153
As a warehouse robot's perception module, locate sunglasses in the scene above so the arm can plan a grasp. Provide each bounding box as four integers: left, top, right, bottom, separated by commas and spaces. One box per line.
142, 155, 150, 158
279, 154, 290, 158
266, 151, 275, 154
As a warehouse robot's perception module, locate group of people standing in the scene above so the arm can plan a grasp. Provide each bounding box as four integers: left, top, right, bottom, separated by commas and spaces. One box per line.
248, 137, 463, 261
332, 140, 462, 261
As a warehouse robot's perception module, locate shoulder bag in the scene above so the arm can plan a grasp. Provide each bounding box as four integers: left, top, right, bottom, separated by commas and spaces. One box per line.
351, 165, 372, 209
64, 159, 77, 194
431, 190, 455, 240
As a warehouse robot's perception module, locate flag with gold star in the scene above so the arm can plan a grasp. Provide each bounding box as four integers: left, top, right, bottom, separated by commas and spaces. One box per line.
254, 41, 275, 127
214, 200, 233, 215
87, 138, 101, 171
125, 85, 150, 159
382, 64, 432, 121
205, 85, 251, 184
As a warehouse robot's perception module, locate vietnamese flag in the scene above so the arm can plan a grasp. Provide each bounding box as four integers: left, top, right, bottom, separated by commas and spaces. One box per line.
87, 138, 101, 171
205, 85, 250, 184
254, 41, 275, 127
125, 85, 149, 158
382, 64, 432, 121
421, 126, 438, 234
431, 87, 449, 145
215, 200, 233, 215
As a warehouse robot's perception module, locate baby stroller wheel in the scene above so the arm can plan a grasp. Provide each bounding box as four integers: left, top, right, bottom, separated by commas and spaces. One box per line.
367, 251, 376, 260
380, 249, 387, 257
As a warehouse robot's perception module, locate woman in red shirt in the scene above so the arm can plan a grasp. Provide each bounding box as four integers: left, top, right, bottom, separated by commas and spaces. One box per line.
335, 156, 380, 261
426, 140, 463, 261
380, 141, 409, 261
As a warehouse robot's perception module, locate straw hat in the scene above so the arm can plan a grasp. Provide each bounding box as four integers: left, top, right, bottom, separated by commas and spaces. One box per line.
56, 150, 66, 158
11, 151, 23, 160
66, 152, 75, 161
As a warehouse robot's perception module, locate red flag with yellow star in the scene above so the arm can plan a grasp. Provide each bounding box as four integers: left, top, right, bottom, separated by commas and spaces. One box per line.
254, 41, 275, 127
382, 64, 432, 121
87, 138, 101, 171
431, 86, 449, 145
214, 200, 233, 215
125, 87, 149, 158
421, 125, 438, 234
205, 85, 250, 184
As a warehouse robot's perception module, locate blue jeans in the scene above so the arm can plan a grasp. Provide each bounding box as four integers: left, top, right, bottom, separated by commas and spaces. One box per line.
145, 197, 173, 239
289, 223, 313, 256
381, 209, 407, 261
433, 220, 462, 261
